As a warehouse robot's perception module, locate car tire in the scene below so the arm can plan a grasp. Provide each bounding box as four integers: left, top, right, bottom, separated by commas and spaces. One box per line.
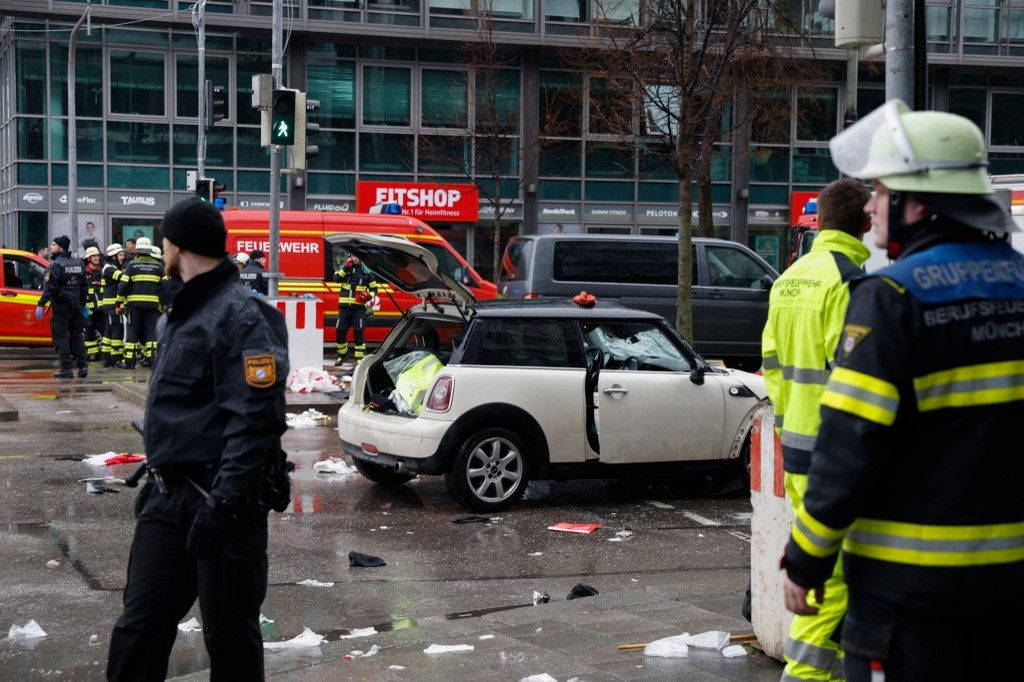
352, 457, 416, 487
445, 427, 530, 512
734, 436, 752, 488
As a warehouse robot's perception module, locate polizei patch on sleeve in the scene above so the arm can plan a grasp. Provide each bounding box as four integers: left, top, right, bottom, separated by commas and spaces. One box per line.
840, 324, 872, 359
244, 354, 276, 388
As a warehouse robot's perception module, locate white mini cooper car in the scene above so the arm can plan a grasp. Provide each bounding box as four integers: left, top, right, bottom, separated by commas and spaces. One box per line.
333, 234, 768, 511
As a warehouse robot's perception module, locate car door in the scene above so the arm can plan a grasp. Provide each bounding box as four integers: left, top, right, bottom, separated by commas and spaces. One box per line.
1, 252, 50, 345
584, 319, 726, 463
699, 244, 776, 359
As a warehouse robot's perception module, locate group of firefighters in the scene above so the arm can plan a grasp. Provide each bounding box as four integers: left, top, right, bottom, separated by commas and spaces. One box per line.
765, 101, 1024, 681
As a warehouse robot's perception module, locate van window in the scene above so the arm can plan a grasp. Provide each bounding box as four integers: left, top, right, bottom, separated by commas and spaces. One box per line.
501, 238, 533, 282
620, 242, 697, 286
460, 318, 585, 368
706, 245, 772, 289
552, 241, 621, 283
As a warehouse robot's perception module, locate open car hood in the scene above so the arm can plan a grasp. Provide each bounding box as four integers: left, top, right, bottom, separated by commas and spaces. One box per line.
325, 232, 475, 306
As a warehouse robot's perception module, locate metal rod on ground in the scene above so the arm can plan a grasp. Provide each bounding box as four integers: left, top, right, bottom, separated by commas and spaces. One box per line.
268, 0, 284, 297
193, 0, 207, 179
67, 5, 89, 254
885, 0, 914, 104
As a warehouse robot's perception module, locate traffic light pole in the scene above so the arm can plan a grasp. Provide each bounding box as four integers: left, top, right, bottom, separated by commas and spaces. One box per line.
193, 1, 207, 179
268, 0, 283, 297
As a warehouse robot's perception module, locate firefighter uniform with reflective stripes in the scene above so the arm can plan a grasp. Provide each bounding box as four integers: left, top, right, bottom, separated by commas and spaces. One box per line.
763, 228, 869, 681
118, 252, 164, 368
785, 239, 1024, 679
100, 258, 126, 366
333, 260, 377, 363
84, 259, 104, 361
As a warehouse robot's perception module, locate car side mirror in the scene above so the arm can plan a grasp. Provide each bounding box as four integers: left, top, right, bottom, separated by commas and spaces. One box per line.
760, 274, 774, 290
690, 364, 705, 385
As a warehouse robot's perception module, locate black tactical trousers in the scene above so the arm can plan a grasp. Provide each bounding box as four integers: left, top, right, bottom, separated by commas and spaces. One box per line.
124, 308, 159, 367
107, 475, 268, 682
49, 303, 87, 371
843, 589, 1016, 682
336, 306, 366, 359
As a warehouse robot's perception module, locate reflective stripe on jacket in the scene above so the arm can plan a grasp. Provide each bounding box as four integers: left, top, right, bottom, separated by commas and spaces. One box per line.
333, 264, 377, 307
762, 229, 869, 473
118, 255, 165, 310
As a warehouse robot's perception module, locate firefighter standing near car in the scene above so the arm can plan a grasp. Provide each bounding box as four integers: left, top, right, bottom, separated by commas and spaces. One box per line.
100, 244, 127, 367
117, 239, 164, 369
83, 246, 105, 362
239, 249, 269, 295
333, 254, 377, 366
762, 178, 872, 682
107, 198, 288, 681
782, 100, 1024, 681
35, 235, 89, 379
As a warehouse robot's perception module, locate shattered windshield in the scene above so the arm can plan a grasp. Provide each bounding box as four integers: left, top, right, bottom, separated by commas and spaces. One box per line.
581, 321, 690, 372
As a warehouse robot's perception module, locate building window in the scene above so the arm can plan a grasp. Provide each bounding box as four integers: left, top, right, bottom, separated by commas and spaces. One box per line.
49, 45, 103, 118
422, 69, 468, 128
991, 92, 1024, 146
17, 43, 46, 115
175, 55, 230, 118
594, 0, 638, 24
107, 122, 170, 164
17, 118, 46, 160
545, 0, 587, 22
107, 165, 168, 190
419, 135, 471, 174
792, 147, 839, 184
796, 87, 838, 141
49, 119, 104, 162
237, 129, 271, 168
308, 61, 356, 129
236, 54, 272, 126
110, 51, 166, 116
359, 132, 414, 172
586, 142, 633, 178
963, 5, 998, 44
310, 131, 356, 171
750, 146, 790, 183
476, 69, 521, 134
949, 87, 987, 135
540, 71, 582, 136
362, 66, 411, 126
540, 140, 582, 176
485, 0, 535, 19
172, 126, 233, 166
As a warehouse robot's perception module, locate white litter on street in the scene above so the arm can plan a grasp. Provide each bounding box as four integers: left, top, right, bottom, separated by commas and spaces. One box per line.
177, 617, 202, 633
286, 409, 330, 429
81, 452, 118, 466
644, 633, 690, 658
297, 579, 335, 587
361, 644, 381, 658
479, 633, 495, 640
642, 499, 674, 509
259, 614, 275, 625
389, 665, 406, 671
8, 621, 47, 640
338, 627, 377, 639
264, 627, 325, 649
722, 644, 748, 658
686, 630, 730, 650
608, 530, 633, 542
527, 552, 543, 557
312, 457, 356, 477
424, 643, 474, 654
521, 675, 558, 682
46, 560, 59, 568
287, 367, 340, 394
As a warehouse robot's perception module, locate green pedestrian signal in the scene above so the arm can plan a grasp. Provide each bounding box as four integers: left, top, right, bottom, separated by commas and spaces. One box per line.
271, 89, 296, 145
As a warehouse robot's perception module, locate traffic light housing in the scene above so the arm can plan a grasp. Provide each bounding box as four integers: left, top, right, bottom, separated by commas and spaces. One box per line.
195, 178, 214, 202
206, 80, 227, 129
212, 181, 227, 210
291, 92, 321, 170
270, 89, 296, 145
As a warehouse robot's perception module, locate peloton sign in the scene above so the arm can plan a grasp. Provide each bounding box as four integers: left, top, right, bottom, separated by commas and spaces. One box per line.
356, 181, 478, 222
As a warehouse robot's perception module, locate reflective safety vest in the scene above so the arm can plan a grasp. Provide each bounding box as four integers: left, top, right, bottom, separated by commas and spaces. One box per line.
100, 260, 125, 311
333, 263, 376, 308
394, 353, 443, 415
786, 239, 1024, 613
85, 263, 103, 311
117, 255, 165, 310
762, 229, 869, 473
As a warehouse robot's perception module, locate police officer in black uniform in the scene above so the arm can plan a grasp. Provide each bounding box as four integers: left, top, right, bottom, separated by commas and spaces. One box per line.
35, 235, 89, 379
107, 199, 288, 681
239, 249, 268, 295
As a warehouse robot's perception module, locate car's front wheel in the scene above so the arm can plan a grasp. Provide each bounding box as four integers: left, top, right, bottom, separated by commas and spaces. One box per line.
352, 457, 416, 487
445, 428, 530, 511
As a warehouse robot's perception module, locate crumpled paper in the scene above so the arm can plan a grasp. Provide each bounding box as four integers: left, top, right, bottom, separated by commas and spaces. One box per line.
263, 627, 325, 649
424, 643, 474, 654
312, 457, 355, 477
8, 620, 47, 640
286, 409, 331, 429
644, 633, 690, 658
297, 579, 335, 587
177, 617, 202, 633
287, 367, 341, 394
338, 627, 377, 639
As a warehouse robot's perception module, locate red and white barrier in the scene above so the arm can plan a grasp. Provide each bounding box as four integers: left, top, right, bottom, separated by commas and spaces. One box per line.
270, 297, 324, 372
749, 403, 792, 661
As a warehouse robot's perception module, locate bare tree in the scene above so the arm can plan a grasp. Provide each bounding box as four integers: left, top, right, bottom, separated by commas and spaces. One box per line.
575, 0, 819, 341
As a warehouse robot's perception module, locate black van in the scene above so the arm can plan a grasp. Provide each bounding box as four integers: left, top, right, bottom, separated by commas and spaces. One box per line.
498, 234, 778, 369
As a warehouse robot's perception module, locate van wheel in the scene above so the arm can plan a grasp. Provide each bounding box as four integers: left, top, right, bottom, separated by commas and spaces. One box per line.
352, 457, 416, 487
445, 428, 530, 512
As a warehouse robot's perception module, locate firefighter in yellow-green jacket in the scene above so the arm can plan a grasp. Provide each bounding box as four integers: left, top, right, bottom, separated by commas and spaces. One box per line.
762, 178, 871, 681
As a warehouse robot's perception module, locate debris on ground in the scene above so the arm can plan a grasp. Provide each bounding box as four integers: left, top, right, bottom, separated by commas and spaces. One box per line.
286, 409, 331, 429
721, 644, 748, 658
607, 530, 633, 542
532, 591, 551, 605
528, 552, 543, 557
259, 614, 275, 625
388, 665, 406, 671
287, 367, 341, 394
642, 499, 675, 509
521, 675, 558, 682
8, 621, 47, 640
89, 634, 99, 645
479, 634, 495, 640
338, 627, 377, 639
81, 452, 146, 466
297, 579, 335, 587
46, 560, 59, 569
264, 627, 325, 649
177, 617, 202, 633
451, 514, 492, 524
566, 583, 599, 600
349, 551, 386, 568
312, 457, 356, 477
500, 651, 526, 663
548, 522, 602, 534
643, 634, 689, 658
687, 630, 730, 650
424, 643, 474, 654
85, 479, 120, 494
361, 644, 381, 658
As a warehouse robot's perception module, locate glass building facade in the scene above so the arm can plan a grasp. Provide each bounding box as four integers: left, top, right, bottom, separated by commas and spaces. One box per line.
1, 0, 1023, 279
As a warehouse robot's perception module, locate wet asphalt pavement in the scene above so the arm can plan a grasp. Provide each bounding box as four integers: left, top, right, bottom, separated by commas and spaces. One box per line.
0, 349, 781, 681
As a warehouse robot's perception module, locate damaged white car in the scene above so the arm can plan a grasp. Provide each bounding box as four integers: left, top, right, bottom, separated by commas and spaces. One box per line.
333, 234, 768, 511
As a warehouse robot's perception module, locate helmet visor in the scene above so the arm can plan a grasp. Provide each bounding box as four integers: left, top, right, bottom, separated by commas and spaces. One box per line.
830, 100, 919, 180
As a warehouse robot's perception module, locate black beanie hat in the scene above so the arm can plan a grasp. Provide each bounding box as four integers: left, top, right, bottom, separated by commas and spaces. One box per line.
160, 198, 227, 258
53, 235, 70, 251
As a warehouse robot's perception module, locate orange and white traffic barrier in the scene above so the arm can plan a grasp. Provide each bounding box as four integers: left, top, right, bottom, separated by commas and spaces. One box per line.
271, 297, 325, 372
749, 403, 792, 661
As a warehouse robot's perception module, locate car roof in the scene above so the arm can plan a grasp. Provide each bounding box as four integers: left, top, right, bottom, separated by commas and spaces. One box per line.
471, 298, 665, 320
512, 234, 734, 245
